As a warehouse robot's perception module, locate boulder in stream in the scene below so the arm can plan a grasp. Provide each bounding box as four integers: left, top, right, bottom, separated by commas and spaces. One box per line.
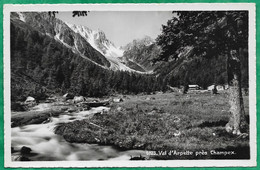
20, 146, 32, 155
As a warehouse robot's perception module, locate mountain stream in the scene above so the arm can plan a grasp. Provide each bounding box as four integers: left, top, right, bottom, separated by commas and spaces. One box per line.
11, 103, 146, 161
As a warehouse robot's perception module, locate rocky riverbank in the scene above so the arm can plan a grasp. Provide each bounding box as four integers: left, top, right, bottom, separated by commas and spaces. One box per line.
11, 101, 91, 127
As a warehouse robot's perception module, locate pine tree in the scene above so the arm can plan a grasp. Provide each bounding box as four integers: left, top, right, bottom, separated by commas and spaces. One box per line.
156, 11, 248, 134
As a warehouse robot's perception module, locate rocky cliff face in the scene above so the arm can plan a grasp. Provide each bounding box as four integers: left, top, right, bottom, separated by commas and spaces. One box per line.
65, 23, 124, 58
122, 36, 162, 72
65, 23, 135, 71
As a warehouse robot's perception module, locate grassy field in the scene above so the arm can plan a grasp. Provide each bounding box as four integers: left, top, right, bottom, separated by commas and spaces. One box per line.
55, 91, 250, 159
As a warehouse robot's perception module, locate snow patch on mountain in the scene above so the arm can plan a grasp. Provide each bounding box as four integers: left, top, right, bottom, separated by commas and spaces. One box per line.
104, 43, 124, 58
65, 22, 101, 52
65, 22, 139, 72
54, 33, 71, 49
54, 32, 108, 70
65, 22, 124, 57
17, 12, 26, 22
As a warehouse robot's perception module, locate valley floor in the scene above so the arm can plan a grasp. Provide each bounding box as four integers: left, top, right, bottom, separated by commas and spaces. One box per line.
55, 91, 250, 160
11, 91, 250, 160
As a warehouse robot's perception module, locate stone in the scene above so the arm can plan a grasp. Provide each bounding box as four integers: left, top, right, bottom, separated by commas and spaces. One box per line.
20, 146, 32, 155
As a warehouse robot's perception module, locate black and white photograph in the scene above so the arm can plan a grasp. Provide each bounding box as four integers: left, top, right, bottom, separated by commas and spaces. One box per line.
4, 3, 256, 167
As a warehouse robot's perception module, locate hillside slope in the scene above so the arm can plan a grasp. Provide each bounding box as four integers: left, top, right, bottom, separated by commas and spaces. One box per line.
122, 36, 248, 89
12, 12, 111, 68
12, 12, 149, 72
122, 36, 161, 72
10, 15, 164, 101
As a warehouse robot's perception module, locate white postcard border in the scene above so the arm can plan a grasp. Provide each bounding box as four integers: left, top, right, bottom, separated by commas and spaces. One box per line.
3, 3, 256, 168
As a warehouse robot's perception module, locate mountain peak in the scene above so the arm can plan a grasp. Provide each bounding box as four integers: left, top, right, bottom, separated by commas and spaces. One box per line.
124, 36, 154, 51
139, 35, 154, 46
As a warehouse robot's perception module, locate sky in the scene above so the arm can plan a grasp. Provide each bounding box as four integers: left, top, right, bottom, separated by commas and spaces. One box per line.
56, 11, 173, 47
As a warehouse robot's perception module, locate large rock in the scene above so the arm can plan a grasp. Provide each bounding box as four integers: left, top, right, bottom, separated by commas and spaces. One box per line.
25, 96, 35, 103
20, 146, 32, 155
113, 98, 123, 103
73, 96, 84, 104
63, 93, 74, 100
24, 96, 36, 107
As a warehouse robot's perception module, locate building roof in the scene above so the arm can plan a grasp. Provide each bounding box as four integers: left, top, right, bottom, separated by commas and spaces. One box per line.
189, 85, 199, 88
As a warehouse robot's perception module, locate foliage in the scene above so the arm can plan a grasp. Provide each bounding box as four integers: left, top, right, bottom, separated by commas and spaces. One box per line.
157, 11, 248, 60
10, 21, 164, 101
155, 11, 248, 88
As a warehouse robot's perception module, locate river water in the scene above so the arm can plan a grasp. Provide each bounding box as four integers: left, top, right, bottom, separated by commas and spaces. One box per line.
11, 104, 146, 161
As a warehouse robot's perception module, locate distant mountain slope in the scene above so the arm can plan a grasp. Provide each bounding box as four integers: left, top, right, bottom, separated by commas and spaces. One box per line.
65, 23, 134, 71
122, 36, 162, 72
12, 12, 149, 72
11, 12, 111, 68
153, 46, 248, 89
66, 23, 123, 58
10, 15, 164, 101
121, 34, 248, 89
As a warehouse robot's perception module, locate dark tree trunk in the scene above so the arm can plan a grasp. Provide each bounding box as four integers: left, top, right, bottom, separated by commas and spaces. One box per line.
225, 48, 248, 135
